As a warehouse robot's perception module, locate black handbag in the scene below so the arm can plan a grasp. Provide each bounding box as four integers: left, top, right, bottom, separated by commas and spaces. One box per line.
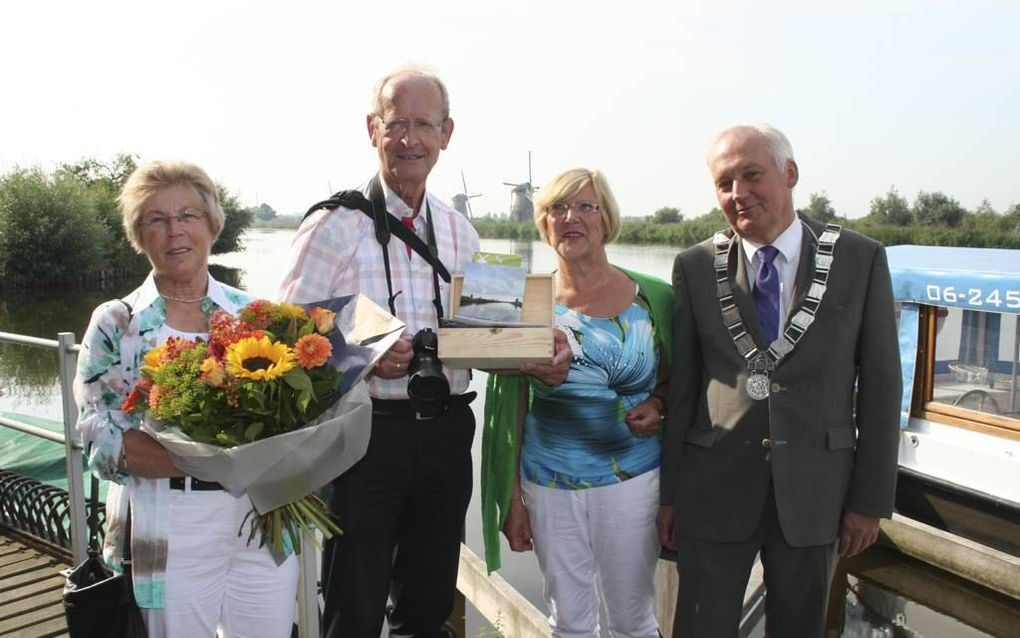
63, 475, 147, 637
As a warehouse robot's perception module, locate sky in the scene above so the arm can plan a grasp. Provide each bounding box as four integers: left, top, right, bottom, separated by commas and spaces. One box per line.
2, 0, 1018, 221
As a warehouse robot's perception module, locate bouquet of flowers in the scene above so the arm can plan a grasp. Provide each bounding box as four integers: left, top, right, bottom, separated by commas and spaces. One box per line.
123, 296, 403, 556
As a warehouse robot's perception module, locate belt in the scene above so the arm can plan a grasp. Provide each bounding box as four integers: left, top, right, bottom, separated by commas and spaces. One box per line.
169, 476, 225, 491
371, 391, 476, 420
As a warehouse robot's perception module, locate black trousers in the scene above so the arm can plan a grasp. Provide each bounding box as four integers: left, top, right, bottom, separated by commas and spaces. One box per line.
673, 484, 837, 638
321, 402, 475, 638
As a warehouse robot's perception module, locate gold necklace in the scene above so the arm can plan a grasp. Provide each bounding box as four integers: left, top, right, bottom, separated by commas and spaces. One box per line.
158, 292, 205, 304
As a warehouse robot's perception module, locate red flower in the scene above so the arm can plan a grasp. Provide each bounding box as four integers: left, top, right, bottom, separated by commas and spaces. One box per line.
121, 378, 152, 414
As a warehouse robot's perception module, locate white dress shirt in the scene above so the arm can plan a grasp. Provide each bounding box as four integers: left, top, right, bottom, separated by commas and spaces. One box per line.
741, 217, 803, 325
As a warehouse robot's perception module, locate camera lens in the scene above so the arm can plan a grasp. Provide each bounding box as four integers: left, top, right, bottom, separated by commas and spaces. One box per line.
407, 328, 450, 417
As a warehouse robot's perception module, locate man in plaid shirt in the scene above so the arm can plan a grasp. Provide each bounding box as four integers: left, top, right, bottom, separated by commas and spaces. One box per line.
279, 66, 567, 638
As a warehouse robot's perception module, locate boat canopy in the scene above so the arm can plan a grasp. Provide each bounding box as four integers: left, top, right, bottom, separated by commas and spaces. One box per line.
886, 245, 1020, 313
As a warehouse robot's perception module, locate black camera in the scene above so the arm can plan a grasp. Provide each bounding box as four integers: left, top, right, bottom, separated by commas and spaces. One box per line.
407, 328, 450, 417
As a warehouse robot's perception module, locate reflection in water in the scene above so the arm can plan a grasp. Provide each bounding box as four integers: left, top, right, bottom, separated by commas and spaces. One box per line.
0, 265, 242, 419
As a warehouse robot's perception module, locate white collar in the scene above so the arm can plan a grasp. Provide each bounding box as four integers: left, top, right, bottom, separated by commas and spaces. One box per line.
379, 179, 429, 220
741, 216, 802, 264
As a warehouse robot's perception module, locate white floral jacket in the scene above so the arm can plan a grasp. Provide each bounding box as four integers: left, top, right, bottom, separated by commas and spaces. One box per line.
73, 272, 248, 608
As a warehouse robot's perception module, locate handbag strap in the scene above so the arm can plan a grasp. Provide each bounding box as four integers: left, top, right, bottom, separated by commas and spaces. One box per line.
87, 474, 101, 555
86, 471, 133, 569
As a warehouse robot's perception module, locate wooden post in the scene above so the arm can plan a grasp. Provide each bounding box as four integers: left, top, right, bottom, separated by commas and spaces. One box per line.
824, 557, 849, 637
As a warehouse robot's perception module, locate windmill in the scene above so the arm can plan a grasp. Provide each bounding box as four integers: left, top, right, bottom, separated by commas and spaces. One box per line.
503, 151, 538, 222
451, 171, 481, 219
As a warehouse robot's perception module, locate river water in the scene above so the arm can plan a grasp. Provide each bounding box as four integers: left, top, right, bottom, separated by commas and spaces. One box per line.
0, 230, 1011, 637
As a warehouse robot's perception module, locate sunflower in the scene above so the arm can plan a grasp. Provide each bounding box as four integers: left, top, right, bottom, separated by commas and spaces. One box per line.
294, 333, 332, 369
226, 335, 296, 381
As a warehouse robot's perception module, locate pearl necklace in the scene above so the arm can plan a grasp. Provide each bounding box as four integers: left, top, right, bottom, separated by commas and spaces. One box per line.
158, 292, 206, 304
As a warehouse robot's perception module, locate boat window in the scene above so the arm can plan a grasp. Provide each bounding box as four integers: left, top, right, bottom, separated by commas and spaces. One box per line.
916, 306, 1020, 436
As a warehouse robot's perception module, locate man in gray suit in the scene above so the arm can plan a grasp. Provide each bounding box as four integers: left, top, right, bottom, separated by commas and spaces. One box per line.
657, 124, 901, 637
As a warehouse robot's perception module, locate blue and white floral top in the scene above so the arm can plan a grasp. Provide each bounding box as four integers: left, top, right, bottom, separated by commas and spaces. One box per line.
73, 272, 249, 608
521, 291, 661, 489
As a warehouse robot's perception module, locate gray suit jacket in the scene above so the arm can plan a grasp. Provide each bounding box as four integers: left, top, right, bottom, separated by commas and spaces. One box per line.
661, 215, 901, 547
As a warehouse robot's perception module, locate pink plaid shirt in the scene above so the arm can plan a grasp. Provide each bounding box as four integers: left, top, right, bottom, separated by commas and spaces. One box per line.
277, 179, 479, 399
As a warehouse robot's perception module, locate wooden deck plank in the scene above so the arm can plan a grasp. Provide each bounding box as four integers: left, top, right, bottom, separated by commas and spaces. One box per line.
8, 615, 71, 638
0, 585, 63, 620
0, 533, 69, 638
0, 541, 26, 557
0, 550, 42, 567
0, 603, 66, 635
1, 555, 62, 581
0, 574, 65, 607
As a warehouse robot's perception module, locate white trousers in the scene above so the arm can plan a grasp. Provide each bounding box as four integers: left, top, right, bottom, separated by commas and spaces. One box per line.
523, 469, 661, 638
141, 483, 299, 638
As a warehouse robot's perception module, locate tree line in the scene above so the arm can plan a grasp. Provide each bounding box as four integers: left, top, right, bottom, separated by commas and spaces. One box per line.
473, 188, 1020, 249
3, 155, 1018, 288
0, 156, 254, 288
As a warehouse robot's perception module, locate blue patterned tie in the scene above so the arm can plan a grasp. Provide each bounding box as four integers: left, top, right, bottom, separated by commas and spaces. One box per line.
753, 246, 781, 345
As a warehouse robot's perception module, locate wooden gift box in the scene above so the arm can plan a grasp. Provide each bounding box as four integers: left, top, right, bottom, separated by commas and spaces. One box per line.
438, 273, 556, 369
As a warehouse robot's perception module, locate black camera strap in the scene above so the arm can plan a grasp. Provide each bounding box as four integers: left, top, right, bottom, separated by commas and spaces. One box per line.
303, 175, 449, 318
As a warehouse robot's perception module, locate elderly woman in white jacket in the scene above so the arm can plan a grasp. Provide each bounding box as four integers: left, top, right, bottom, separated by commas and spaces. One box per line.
74, 160, 297, 637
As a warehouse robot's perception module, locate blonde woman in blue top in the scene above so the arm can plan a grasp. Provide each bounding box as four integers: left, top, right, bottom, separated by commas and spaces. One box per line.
74, 161, 298, 637
499, 168, 672, 638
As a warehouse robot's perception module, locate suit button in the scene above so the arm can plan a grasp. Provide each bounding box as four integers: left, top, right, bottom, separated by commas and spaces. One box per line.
770, 382, 782, 393
762, 438, 771, 449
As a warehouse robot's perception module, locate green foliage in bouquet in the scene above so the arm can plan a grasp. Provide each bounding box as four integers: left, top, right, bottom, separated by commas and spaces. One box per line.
122, 299, 348, 555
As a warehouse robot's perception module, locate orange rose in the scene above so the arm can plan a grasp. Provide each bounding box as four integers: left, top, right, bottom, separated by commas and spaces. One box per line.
308, 307, 336, 334
200, 356, 227, 388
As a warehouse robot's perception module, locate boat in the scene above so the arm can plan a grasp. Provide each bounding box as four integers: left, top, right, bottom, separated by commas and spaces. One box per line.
887, 245, 1020, 558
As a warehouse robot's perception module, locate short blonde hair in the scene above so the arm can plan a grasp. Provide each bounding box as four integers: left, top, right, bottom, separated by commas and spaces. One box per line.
371, 65, 450, 120
118, 160, 224, 254
534, 168, 621, 244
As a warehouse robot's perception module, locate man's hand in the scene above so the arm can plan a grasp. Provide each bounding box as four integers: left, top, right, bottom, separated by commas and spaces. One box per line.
657, 505, 678, 551
521, 329, 571, 386
502, 498, 534, 552
838, 510, 881, 557
625, 399, 663, 438
372, 334, 414, 379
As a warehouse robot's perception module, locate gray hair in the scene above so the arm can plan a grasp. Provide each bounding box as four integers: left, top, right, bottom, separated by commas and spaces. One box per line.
707, 123, 795, 172
371, 65, 450, 120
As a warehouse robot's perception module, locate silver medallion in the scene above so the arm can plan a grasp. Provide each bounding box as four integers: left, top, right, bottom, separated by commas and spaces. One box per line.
745, 373, 770, 401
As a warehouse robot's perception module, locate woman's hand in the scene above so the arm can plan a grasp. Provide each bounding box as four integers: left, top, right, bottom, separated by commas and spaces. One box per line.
521, 329, 571, 386
502, 497, 534, 552
121, 429, 185, 478
372, 333, 414, 379
625, 398, 663, 438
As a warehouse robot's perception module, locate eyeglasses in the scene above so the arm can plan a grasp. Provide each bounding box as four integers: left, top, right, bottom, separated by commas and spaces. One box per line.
376, 116, 446, 138
143, 209, 206, 230
548, 201, 601, 217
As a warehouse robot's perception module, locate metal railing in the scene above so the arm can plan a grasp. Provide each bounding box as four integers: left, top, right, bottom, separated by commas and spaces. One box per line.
0, 331, 87, 564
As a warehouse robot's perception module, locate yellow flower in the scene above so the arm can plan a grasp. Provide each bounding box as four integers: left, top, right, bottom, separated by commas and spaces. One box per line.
280, 303, 306, 319
200, 356, 226, 388
141, 343, 168, 376
226, 335, 296, 381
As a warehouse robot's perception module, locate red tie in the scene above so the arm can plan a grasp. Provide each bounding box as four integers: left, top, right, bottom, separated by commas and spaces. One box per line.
401, 216, 414, 259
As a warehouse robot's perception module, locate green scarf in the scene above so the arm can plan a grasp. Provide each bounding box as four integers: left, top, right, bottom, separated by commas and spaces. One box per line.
480, 266, 673, 573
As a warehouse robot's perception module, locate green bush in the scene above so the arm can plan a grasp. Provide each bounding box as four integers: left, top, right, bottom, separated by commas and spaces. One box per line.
0, 168, 107, 281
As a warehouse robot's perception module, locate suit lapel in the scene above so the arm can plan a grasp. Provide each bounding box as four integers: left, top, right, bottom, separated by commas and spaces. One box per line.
729, 237, 767, 347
